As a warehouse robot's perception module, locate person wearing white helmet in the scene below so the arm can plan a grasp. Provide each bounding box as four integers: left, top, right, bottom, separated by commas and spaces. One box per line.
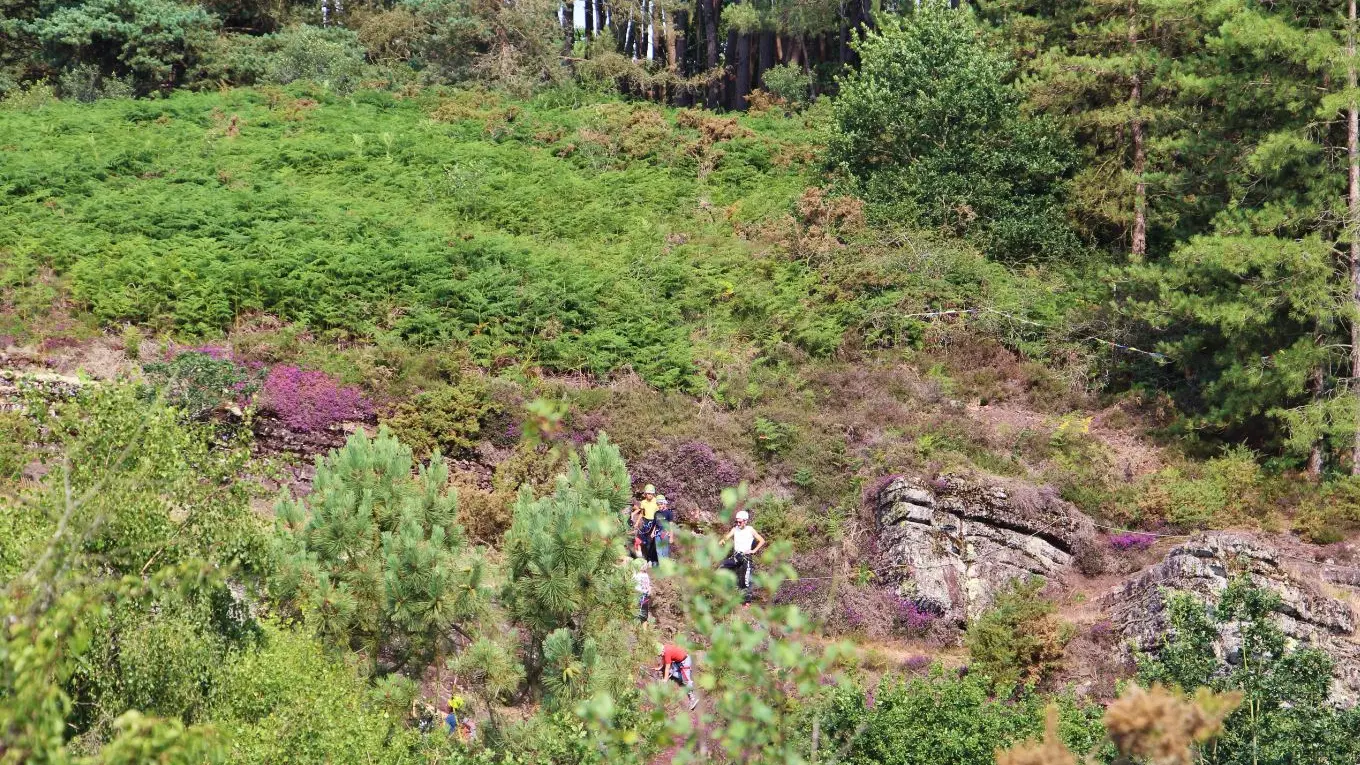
720, 509, 765, 604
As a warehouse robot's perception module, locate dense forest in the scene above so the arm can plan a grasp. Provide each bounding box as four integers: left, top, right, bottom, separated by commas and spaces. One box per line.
7, 0, 1360, 763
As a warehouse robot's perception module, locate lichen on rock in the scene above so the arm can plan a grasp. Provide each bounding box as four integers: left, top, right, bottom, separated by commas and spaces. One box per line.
874, 474, 1097, 624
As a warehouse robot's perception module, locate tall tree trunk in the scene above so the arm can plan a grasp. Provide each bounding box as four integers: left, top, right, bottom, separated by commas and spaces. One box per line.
734, 32, 751, 109
805, 36, 816, 98
652, 0, 664, 67
725, 24, 740, 110
1309, 361, 1326, 479
561, 0, 574, 64
639, 0, 650, 61
584, 0, 594, 40
1128, 0, 1147, 262
673, 9, 690, 105
702, 0, 720, 108
839, 9, 849, 66
1349, 0, 1360, 475
596, 0, 606, 38
758, 30, 774, 88
615, 4, 628, 51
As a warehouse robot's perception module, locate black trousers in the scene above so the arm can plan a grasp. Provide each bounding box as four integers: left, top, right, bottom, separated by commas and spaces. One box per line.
719, 553, 753, 601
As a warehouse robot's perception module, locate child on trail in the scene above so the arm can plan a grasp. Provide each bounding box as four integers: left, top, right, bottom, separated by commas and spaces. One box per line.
633, 557, 652, 622
655, 643, 699, 710
654, 495, 673, 560
719, 510, 765, 604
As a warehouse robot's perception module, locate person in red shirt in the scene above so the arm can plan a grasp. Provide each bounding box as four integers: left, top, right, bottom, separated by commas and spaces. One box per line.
655, 643, 698, 710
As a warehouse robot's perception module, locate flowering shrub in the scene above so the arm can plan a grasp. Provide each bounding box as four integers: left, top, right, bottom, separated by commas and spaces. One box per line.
903, 655, 932, 672
894, 596, 940, 636
260, 365, 371, 432
1088, 619, 1115, 644
862, 473, 905, 507
1107, 532, 1155, 552
775, 579, 938, 640
773, 579, 820, 605
187, 344, 233, 360
631, 440, 743, 519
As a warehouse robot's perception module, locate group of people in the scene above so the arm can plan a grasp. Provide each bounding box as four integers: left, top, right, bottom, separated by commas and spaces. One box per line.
628, 483, 768, 622
630, 484, 673, 566
631, 484, 770, 714
445, 485, 764, 734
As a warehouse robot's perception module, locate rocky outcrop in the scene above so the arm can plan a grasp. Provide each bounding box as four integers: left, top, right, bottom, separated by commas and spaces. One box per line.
1104, 532, 1360, 705
875, 475, 1098, 624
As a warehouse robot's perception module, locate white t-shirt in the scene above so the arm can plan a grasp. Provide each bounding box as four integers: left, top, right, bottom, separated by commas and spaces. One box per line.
634, 570, 651, 595
732, 526, 757, 555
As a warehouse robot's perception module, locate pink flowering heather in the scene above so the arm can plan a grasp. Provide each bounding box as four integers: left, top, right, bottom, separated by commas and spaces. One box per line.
261, 365, 372, 432
1108, 532, 1156, 552
862, 474, 904, 507
894, 596, 940, 635
188, 344, 233, 361
902, 655, 931, 672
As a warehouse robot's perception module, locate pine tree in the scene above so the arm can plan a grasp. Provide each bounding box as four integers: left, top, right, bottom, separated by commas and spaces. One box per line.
274, 427, 487, 675
500, 433, 633, 710
991, 0, 1203, 260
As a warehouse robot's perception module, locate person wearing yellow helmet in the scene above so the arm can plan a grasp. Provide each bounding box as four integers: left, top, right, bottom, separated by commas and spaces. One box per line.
445, 695, 465, 735
445, 695, 476, 742
631, 484, 661, 567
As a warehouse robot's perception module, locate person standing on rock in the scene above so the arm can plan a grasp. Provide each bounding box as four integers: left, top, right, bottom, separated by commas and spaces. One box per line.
720, 509, 764, 604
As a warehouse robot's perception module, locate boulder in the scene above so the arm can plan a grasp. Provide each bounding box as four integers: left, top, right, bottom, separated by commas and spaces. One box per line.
875, 475, 1098, 624
1104, 532, 1360, 705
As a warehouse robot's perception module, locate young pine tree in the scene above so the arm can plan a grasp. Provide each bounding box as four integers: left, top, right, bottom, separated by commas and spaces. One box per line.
274, 427, 487, 676
500, 433, 634, 710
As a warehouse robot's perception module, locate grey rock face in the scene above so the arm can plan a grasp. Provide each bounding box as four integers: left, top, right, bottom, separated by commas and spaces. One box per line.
875, 475, 1097, 624
1104, 532, 1360, 705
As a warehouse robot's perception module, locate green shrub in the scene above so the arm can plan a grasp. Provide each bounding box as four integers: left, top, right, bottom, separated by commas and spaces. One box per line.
965, 578, 1066, 691
1138, 581, 1360, 765
0, 411, 35, 486
196, 25, 367, 91
1293, 477, 1360, 543
820, 670, 1106, 765
57, 64, 134, 102
1129, 446, 1262, 528
121, 324, 142, 360
273, 427, 488, 675
143, 350, 259, 421
0, 81, 57, 109
381, 380, 496, 457
745, 493, 816, 551
28, 0, 217, 92
760, 64, 811, 110
754, 416, 796, 456
829, 1, 1079, 262
208, 622, 433, 763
